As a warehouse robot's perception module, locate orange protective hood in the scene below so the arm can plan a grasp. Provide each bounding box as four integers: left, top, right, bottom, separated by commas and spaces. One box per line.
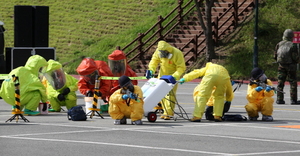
76, 58, 98, 75
108, 50, 126, 61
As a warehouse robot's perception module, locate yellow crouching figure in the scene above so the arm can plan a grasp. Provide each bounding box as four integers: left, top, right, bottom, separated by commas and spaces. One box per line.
179, 62, 234, 122
109, 75, 144, 125
245, 67, 274, 121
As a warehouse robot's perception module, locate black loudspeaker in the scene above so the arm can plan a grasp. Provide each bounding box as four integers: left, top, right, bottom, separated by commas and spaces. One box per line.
14, 5, 49, 47
14, 5, 34, 47
5, 47, 12, 73
33, 6, 49, 47
0, 25, 4, 55
0, 25, 5, 73
0, 54, 5, 73
6, 47, 32, 71
5, 47, 55, 72
35, 48, 55, 60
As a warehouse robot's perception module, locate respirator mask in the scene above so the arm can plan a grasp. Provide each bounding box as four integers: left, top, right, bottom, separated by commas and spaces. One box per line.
159, 50, 172, 59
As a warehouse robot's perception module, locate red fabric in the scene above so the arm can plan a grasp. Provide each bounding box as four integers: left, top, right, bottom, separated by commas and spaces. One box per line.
76, 58, 97, 75
94, 60, 114, 77
108, 50, 126, 60
77, 59, 113, 98
107, 50, 138, 97
110, 64, 138, 94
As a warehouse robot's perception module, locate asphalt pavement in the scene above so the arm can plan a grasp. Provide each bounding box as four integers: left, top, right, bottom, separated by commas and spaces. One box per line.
1, 80, 300, 156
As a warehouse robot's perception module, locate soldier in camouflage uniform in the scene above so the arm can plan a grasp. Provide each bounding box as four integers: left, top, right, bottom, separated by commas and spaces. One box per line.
274, 29, 300, 104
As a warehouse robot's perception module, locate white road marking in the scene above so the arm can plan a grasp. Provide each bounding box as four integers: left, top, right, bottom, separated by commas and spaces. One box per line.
1, 122, 300, 155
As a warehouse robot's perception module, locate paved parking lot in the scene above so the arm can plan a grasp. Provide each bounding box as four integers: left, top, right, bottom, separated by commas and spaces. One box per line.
1, 80, 300, 156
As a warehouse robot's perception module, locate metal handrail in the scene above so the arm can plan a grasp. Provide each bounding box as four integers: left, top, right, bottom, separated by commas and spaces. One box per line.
117, 0, 255, 71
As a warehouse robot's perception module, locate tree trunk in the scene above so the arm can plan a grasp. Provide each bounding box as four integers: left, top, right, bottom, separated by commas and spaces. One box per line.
205, 0, 215, 61
194, 0, 216, 62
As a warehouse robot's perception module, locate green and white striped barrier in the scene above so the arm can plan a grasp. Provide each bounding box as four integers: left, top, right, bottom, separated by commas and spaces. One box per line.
99, 76, 147, 80
0, 75, 148, 80
0, 74, 9, 80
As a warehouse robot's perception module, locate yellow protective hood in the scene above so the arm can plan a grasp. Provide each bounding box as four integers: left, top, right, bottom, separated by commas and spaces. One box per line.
45, 59, 62, 73
24, 55, 48, 75
157, 41, 173, 53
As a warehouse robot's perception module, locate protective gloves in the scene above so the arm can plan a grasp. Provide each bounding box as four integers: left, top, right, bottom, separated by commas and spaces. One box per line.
86, 90, 93, 97
224, 101, 231, 113
231, 81, 235, 86
255, 86, 263, 92
62, 87, 70, 95
145, 70, 153, 79
122, 93, 137, 100
179, 78, 185, 84
42, 103, 47, 111
129, 93, 137, 100
265, 86, 272, 92
122, 94, 129, 100
57, 94, 66, 101
205, 106, 214, 120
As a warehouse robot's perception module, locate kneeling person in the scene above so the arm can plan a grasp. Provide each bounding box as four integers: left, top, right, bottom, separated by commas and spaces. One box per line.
42, 60, 78, 112
245, 67, 274, 121
109, 75, 144, 125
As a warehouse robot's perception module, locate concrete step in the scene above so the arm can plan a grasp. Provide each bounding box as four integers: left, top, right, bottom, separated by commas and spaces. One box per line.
176, 29, 202, 34
214, 2, 232, 7
167, 33, 198, 38
135, 0, 254, 73
179, 25, 202, 30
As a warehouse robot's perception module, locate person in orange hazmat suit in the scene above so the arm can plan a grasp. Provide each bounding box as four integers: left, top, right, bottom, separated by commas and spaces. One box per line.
76, 57, 113, 111
108, 50, 138, 95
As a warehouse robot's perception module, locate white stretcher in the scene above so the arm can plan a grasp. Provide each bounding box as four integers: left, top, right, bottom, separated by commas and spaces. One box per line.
141, 77, 177, 122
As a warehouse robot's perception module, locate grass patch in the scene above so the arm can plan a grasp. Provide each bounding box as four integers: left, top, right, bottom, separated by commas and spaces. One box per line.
0, 0, 177, 74
1, 0, 300, 80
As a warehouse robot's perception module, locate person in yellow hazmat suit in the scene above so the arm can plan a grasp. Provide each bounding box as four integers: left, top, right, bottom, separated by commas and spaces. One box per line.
109, 75, 144, 125
145, 40, 186, 120
179, 62, 234, 122
42, 60, 78, 112
0, 55, 48, 116
245, 67, 274, 121
205, 80, 236, 120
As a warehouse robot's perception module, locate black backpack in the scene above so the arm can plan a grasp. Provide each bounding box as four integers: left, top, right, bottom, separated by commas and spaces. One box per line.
67, 106, 87, 121
277, 40, 294, 64
222, 114, 247, 121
